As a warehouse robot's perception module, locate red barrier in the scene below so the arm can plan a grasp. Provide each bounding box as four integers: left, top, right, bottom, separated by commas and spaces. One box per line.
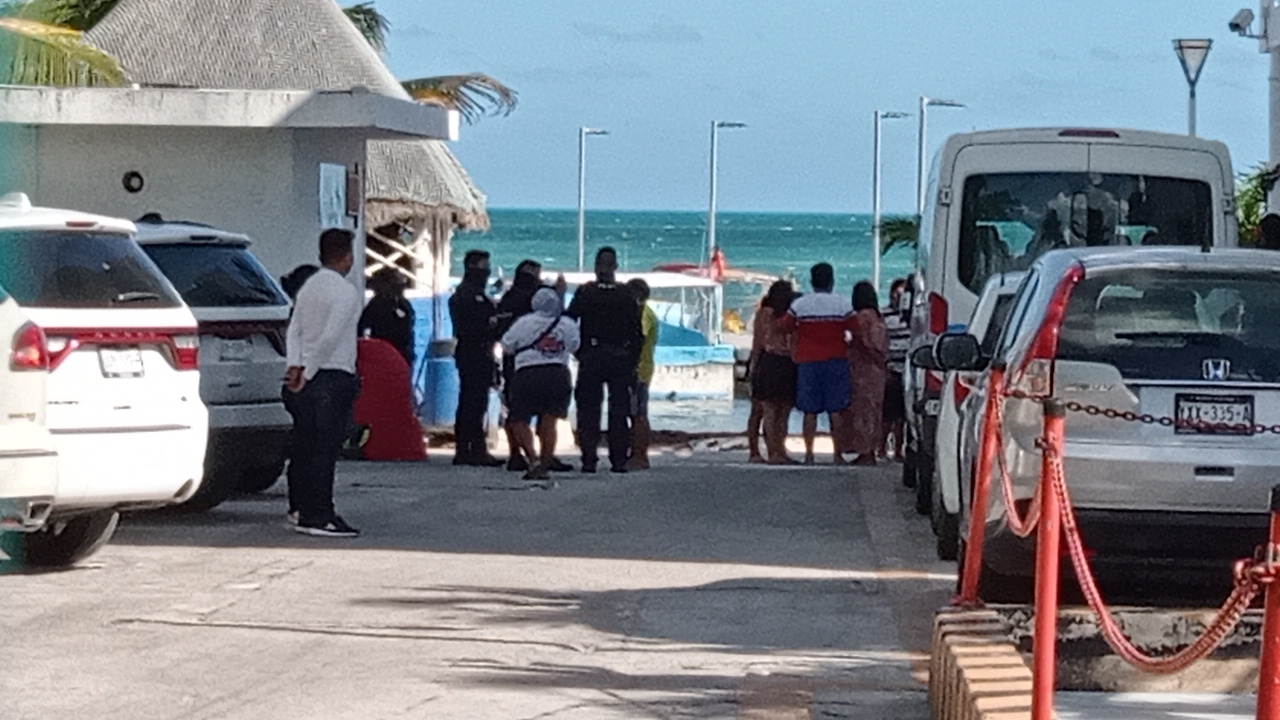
1031, 399, 1066, 720
956, 362, 1006, 606
1257, 487, 1280, 720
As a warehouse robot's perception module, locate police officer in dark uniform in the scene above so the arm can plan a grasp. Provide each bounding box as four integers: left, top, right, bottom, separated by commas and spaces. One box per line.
567, 246, 644, 473
449, 250, 503, 467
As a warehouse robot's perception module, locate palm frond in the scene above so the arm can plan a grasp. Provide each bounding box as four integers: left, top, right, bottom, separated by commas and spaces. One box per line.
400, 73, 518, 124
343, 2, 388, 52
8, 0, 120, 31
880, 215, 920, 255
0, 16, 124, 85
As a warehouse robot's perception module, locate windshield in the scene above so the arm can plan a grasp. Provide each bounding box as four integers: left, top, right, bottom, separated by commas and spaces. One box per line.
0, 231, 182, 309
958, 172, 1213, 293
142, 244, 288, 307
1057, 268, 1280, 382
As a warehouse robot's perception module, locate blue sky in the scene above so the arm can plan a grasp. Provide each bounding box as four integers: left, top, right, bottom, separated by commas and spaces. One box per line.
377, 1, 1271, 214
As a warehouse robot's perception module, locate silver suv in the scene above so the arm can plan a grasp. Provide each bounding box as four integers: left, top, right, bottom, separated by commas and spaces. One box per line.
937, 247, 1280, 602
134, 216, 292, 511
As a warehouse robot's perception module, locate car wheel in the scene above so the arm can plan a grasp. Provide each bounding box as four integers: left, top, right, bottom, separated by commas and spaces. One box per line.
5, 511, 119, 568
955, 540, 1032, 603
176, 455, 239, 512
238, 460, 285, 495
932, 474, 959, 561
914, 450, 934, 516
902, 428, 918, 489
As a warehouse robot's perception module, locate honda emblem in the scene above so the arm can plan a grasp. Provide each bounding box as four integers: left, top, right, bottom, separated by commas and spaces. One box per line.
1202, 358, 1231, 381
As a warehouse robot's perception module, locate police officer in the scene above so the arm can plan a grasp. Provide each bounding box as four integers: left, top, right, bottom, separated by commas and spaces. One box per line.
568, 246, 644, 473
449, 249, 503, 467
495, 259, 542, 471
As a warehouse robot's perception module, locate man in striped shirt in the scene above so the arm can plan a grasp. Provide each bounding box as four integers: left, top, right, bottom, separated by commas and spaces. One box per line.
779, 263, 853, 464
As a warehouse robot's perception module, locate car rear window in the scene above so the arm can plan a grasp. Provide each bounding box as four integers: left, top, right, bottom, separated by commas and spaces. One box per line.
1057, 268, 1280, 382
0, 231, 182, 309
142, 244, 288, 308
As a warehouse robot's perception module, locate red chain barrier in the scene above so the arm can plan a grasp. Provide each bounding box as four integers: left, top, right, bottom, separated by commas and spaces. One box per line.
1031, 400, 1066, 720
1254, 491, 1280, 720
955, 364, 1005, 606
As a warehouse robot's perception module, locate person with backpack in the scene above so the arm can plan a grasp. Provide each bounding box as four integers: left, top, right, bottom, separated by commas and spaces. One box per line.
500, 287, 580, 480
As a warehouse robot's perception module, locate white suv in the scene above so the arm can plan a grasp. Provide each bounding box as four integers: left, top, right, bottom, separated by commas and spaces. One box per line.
134, 216, 292, 511
0, 286, 57, 535
0, 194, 207, 566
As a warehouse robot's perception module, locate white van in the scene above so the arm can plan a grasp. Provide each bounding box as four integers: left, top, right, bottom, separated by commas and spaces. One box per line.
0, 194, 208, 566
902, 128, 1238, 499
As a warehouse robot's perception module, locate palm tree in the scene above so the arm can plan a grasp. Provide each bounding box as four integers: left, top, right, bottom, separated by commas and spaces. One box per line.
340, 2, 518, 124
880, 215, 920, 255
1237, 162, 1280, 247
0, 0, 123, 85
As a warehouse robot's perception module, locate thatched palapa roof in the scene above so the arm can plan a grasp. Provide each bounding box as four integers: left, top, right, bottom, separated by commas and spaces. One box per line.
85, 0, 489, 231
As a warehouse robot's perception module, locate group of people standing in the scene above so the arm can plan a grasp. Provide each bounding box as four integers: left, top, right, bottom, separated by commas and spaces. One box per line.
449, 246, 658, 478
747, 264, 909, 466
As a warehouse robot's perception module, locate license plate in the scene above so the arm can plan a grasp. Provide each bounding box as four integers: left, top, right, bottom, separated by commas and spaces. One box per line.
218, 338, 251, 362
1175, 393, 1254, 435
99, 347, 144, 378
925, 399, 941, 416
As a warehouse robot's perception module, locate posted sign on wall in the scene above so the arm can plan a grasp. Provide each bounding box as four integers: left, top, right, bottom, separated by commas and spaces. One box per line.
319, 163, 347, 229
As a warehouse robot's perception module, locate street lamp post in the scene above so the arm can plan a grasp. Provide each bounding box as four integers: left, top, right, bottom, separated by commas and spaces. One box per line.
916, 96, 965, 216
577, 127, 609, 272
707, 121, 747, 268
1173, 39, 1213, 137
873, 110, 910, 291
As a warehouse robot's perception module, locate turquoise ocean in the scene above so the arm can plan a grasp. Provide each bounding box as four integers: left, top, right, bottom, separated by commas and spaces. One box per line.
453, 209, 916, 318
450, 208, 916, 433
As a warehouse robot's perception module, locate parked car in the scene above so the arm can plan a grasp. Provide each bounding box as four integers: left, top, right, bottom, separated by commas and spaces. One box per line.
903, 127, 1239, 518
134, 215, 292, 510
925, 271, 1022, 559
0, 282, 58, 536
938, 247, 1280, 602
0, 193, 207, 566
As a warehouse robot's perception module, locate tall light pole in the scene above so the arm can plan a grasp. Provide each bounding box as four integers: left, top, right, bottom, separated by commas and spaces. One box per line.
873, 110, 910, 292
577, 127, 609, 272
916, 96, 965, 216
707, 120, 747, 268
1173, 39, 1212, 136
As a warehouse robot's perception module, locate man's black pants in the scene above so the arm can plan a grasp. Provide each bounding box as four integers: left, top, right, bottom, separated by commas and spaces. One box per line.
455, 360, 493, 460
575, 351, 635, 470
286, 370, 359, 524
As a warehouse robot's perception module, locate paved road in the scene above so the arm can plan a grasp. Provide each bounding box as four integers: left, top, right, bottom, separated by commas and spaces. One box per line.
0, 447, 955, 719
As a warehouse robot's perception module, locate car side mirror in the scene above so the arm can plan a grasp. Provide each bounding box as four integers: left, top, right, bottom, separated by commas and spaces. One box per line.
910, 345, 939, 371
934, 333, 983, 372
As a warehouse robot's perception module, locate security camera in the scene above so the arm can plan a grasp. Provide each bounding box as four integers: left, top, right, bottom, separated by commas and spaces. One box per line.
1230, 8, 1255, 34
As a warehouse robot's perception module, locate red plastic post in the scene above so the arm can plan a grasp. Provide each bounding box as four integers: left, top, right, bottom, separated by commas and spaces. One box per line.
1031, 399, 1065, 720
1256, 486, 1280, 720
957, 362, 1006, 605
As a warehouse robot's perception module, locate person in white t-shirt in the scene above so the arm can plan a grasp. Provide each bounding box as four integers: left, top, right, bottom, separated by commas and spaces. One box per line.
284, 229, 363, 538
500, 287, 580, 480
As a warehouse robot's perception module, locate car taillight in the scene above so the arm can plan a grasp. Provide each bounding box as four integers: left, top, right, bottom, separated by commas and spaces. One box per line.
1010, 264, 1084, 396
925, 370, 944, 393
170, 334, 200, 370
11, 323, 49, 371
928, 292, 948, 335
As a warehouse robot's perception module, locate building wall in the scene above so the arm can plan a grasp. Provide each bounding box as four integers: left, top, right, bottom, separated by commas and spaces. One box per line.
0, 124, 367, 287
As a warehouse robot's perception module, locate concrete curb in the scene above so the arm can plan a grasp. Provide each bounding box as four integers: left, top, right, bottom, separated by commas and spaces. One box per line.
929, 608, 1038, 720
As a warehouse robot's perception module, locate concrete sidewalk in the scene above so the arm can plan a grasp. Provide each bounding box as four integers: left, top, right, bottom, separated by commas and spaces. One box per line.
0, 446, 955, 719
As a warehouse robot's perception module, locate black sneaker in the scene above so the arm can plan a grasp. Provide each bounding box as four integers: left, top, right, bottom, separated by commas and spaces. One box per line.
581, 462, 598, 474
546, 458, 574, 472
522, 464, 551, 481
610, 465, 629, 474
295, 515, 360, 538
471, 454, 506, 468
506, 456, 531, 472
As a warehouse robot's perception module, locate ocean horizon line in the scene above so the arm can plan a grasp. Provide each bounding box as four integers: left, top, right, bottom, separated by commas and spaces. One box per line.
488, 206, 919, 217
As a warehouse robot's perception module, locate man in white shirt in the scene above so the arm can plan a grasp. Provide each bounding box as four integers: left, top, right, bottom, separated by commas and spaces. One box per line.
284, 229, 363, 537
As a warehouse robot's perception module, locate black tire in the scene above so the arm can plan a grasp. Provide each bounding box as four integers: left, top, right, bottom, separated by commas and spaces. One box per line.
238, 460, 285, 495
175, 455, 238, 512
5, 511, 119, 568
902, 428, 918, 489
955, 540, 1032, 603
914, 450, 934, 516
932, 473, 960, 561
